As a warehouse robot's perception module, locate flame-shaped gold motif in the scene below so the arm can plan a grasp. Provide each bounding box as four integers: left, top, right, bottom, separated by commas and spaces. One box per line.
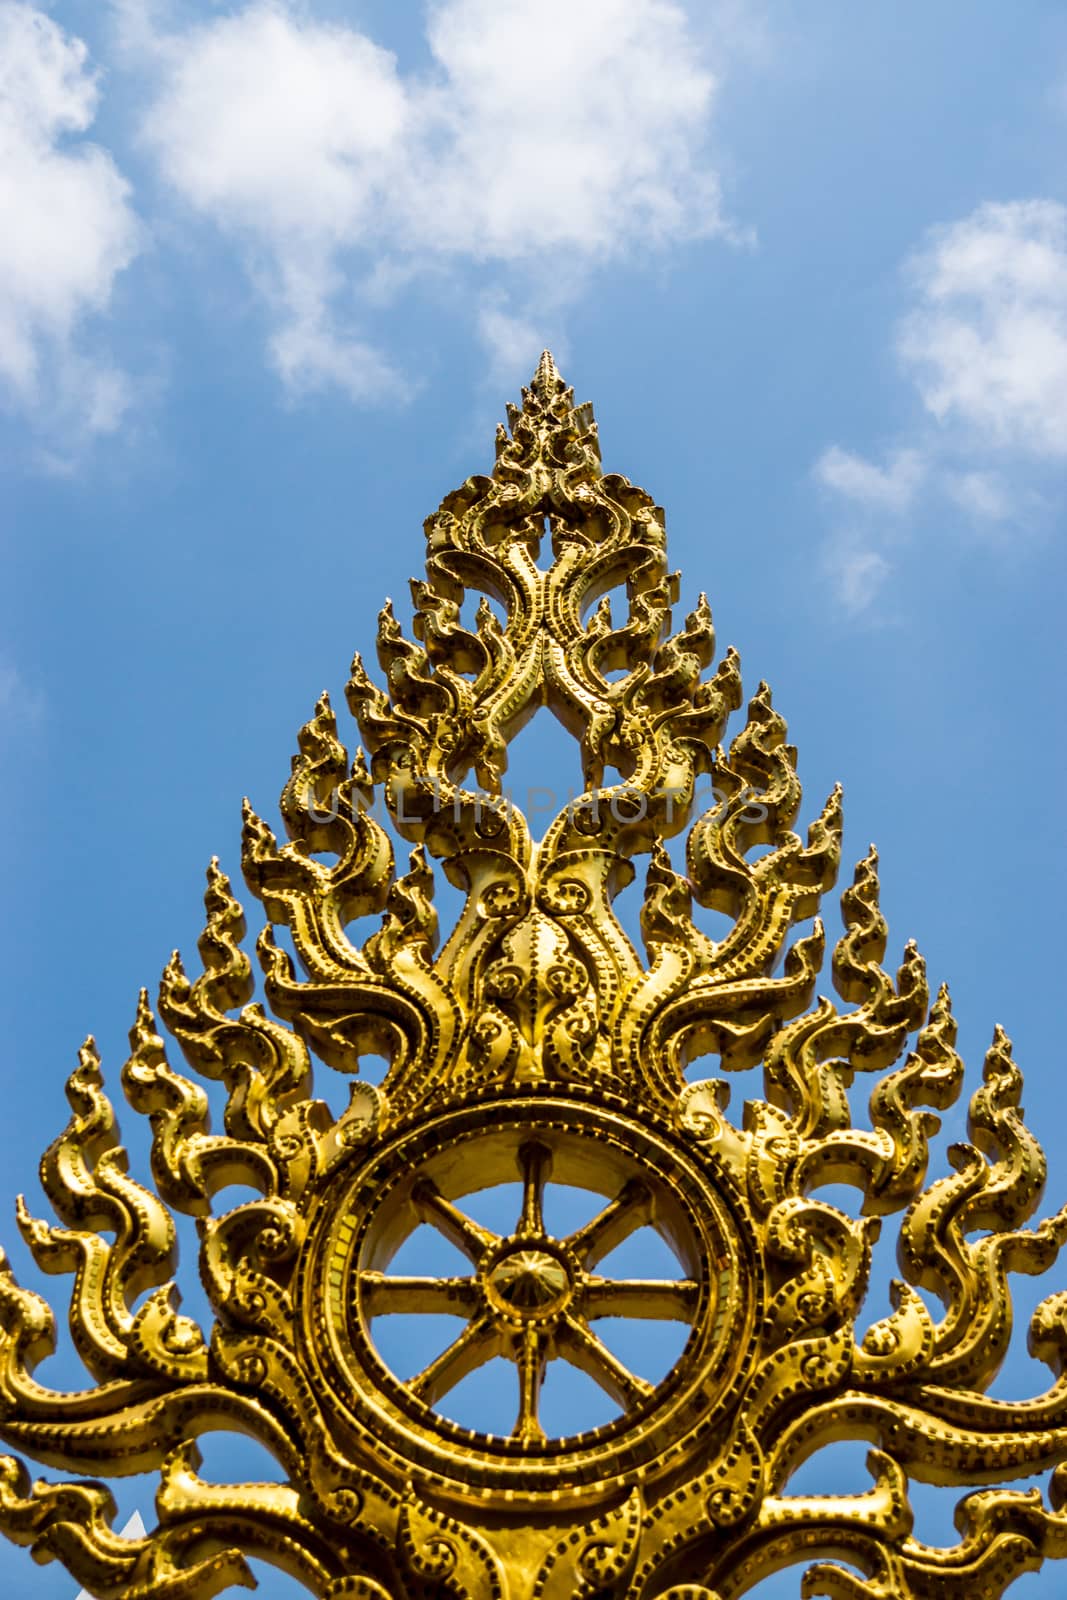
3, 355, 1067, 1598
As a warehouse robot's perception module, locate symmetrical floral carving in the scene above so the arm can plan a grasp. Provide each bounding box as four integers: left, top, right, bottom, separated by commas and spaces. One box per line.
2, 355, 1066, 1598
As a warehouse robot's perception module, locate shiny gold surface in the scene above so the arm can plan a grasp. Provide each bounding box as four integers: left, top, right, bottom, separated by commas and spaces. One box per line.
3, 354, 1067, 1597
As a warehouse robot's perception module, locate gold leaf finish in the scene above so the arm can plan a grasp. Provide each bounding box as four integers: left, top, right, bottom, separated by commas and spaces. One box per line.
2, 354, 1066, 1597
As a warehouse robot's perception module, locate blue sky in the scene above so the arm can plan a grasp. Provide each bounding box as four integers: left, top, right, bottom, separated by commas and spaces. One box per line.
2, 2, 1067, 1596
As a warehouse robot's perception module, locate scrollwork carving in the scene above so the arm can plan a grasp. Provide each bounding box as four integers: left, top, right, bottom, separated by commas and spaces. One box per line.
0, 354, 1063, 1599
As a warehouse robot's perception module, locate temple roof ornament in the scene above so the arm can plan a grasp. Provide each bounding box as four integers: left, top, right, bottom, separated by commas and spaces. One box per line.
3, 354, 1067, 1598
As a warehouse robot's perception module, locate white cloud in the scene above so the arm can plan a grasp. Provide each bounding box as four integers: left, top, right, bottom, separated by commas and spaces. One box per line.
899, 200, 1067, 457
821, 537, 891, 617
265, 255, 411, 403
814, 445, 925, 512
811, 199, 1067, 612
132, 0, 727, 399
477, 303, 557, 386
143, 8, 406, 238
270, 316, 409, 406
943, 469, 1013, 522
0, 3, 140, 437
414, 0, 721, 258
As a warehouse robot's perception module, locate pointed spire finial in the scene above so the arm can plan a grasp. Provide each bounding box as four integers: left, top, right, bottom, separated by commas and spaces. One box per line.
531, 349, 561, 400
499, 349, 598, 461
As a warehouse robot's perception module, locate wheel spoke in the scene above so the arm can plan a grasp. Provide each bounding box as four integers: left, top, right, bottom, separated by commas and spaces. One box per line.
512, 1323, 547, 1445
412, 1178, 498, 1264
579, 1277, 699, 1322
559, 1313, 654, 1411
360, 1273, 479, 1318
565, 1178, 653, 1268
408, 1315, 499, 1405
516, 1141, 552, 1238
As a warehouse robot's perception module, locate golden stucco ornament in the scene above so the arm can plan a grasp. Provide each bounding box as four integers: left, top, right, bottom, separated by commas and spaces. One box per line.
3, 355, 1067, 1598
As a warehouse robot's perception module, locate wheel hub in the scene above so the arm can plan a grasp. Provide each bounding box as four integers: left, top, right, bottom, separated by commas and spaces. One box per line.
485, 1246, 571, 1318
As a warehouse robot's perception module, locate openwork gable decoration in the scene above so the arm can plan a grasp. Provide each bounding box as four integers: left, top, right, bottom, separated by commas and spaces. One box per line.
3, 355, 1067, 1599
